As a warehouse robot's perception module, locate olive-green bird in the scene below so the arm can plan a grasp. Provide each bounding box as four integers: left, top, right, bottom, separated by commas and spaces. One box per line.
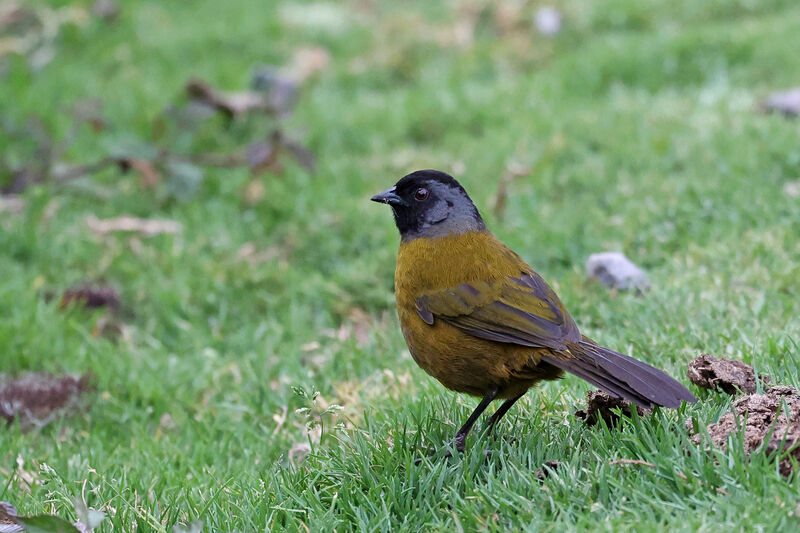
371, 169, 696, 452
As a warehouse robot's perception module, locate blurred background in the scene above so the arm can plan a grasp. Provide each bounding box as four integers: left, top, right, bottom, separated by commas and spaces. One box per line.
1, 0, 799, 531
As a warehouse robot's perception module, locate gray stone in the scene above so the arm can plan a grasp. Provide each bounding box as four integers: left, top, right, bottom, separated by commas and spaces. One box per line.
761, 89, 800, 117
586, 252, 649, 291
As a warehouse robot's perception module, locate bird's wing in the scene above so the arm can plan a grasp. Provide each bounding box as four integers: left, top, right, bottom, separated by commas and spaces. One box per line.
415, 272, 581, 351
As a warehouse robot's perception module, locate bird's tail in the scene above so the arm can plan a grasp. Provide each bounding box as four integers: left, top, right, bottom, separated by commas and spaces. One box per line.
543, 338, 696, 408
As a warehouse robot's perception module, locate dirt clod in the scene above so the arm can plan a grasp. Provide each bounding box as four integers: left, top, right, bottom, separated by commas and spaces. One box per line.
575, 390, 651, 427
688, 385, 800, 475
60, 284, 121, 311
0, 373, 92, 429
687, 354, 767, 395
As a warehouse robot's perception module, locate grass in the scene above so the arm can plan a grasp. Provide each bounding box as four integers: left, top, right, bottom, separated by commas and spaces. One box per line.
2, 0, 800, 531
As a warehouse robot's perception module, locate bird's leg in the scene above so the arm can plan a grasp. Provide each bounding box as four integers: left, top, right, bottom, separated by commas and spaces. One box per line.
450, 387, 499, 453
414, 388, 499, 463
484, 393, 524, 436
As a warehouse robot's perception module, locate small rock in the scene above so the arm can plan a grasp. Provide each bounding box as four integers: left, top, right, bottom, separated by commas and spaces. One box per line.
575, 390, 651, 427
688, 386, 800, 476
686, 354, 767, 395
586, 252, 649, 291
92, 0, 120, 22
783, 180, 800, 198
534, 6, 562, 36
760, 89, 800, 117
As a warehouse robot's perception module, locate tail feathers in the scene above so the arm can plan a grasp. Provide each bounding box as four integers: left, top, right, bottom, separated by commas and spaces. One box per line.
543, 340, 697, 408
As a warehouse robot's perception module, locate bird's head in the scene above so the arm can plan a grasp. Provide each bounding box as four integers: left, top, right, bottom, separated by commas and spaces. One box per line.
371, 170, 486, 241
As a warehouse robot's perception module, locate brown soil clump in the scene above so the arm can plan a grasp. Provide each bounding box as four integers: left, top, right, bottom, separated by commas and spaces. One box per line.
575, 390, 651, 427
687, 354, 768, 395
688, 386, 800, 475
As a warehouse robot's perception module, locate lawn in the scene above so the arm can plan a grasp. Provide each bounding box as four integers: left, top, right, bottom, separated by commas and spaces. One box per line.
2, 0, 800, 531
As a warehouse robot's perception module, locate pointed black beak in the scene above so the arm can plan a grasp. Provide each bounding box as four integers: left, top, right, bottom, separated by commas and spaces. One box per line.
370, 186, 406, 206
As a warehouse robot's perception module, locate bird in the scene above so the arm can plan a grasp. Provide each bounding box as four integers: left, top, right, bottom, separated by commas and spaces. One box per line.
371, 169, 696, 453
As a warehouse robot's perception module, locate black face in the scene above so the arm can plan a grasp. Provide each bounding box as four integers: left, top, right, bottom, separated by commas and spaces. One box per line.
371, 170, 485, 240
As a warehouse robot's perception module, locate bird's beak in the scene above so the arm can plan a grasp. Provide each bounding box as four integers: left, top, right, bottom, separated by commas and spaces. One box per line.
370, 186, 406, 206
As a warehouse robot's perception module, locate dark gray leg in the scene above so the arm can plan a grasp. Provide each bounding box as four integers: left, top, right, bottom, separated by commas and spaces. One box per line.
485, 393, 524, 435
452, 388, 499, 452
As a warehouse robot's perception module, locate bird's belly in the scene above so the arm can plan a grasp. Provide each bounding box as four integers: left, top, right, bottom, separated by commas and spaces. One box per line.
398, 308, 538, 398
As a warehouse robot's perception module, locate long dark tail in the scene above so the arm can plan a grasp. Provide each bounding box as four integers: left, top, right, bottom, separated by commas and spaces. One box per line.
542, 339, 697, 408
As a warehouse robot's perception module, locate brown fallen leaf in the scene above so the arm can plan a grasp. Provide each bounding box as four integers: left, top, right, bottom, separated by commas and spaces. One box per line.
116, 157, 160, 188
687, 354, 767, 395
59, 284, 121, 311
243, 179, 266, 205
245, 130, 315, 175
272, 405, 288, 436
575, 390, 651, 427
688, 385, 800, 476
0, 373, 92, 429
286, 46, 331, 82
246, 131, 282, 175
86, 214, 182, 235
186, 78, 281, 118
282, 136, 315, 171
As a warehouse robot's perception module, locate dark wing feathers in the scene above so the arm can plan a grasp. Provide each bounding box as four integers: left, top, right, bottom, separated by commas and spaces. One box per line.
416, 272, 580, 351
416, 272, 696, 408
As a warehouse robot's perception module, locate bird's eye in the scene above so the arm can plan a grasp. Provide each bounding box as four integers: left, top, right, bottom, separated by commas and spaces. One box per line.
414, 187, 429, 201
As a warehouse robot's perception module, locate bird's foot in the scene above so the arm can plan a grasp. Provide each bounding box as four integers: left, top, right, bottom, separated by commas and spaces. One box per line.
413, 436, 466, 465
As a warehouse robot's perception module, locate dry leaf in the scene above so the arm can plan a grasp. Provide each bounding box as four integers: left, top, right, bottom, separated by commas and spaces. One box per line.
282, 137, 315, 171
86, 215, 182, 235
272, 405, 288, 436
14, 456, 38, 492
286, 46, 330, 82
116, 158, 160, 188
246, 132, 281, 175
186, 78, 280, 118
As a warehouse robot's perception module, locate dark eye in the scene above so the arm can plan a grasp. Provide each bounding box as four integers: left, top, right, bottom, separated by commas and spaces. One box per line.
414, 187, 429, 201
